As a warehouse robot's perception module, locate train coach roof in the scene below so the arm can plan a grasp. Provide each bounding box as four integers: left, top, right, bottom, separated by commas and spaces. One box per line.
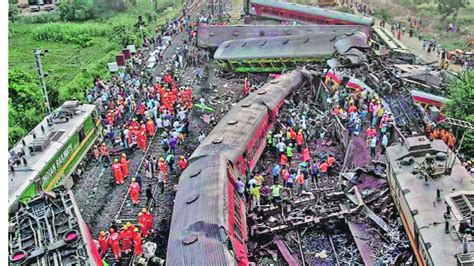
197, 24, 369, 48
250, 0, 374, 25
167, 155, 235, 265
214, 33, 339, 60
8, 102, 96, 210
386, 137, 474, 265
191, 71, 303, 161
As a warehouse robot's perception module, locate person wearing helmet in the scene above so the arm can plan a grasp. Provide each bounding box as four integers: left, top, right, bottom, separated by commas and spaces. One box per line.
120, 154, 129, 178
98, 231, 108, 257
178, 155, 188, 172
108, 228, 121, 260
119, 224, 132, 255
138, 212, 149, 238
112, 159, 124, 184
146, 117, 155, 137
132, 228, 143, 256
142, 208, 154, 233
129, 178, 140, 205
158, 157, 168, 183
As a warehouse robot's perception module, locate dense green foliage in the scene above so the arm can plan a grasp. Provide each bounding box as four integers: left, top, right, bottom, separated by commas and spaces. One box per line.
444, 71, 474, 158
8, 0, 178, 148
8, 70, 44, 148
437, 0, 470, 21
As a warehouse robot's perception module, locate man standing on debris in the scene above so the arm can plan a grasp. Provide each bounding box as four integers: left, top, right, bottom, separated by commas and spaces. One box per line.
271, 182, 283, 206
296, 170, 305, 196
250, 183, 260, 208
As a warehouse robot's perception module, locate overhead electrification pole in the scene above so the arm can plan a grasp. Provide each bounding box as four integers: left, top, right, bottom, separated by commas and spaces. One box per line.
33, 48, 51, 115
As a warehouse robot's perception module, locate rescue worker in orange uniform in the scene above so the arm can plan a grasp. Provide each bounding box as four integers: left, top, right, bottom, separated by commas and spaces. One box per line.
119, 224, 132, 254
146, 118, 155, 137
289, 128, 297, 146
98, 231, 108, 257
431, 128, 440, 140
129, 178, 140, 205
296, 130, 304, 153
178, 155, 188, 172
141, 208, 154, 233
93, 145, 100, 160
138, 131, 147, 151
108, 228, 121, 260
448, 132, 456, 150
138, 212, 149, 238
133, 228, 143, 256
130, 118, 139, 129
120, 153, 129, 178
112, 159, 124, 184
158, 157, 168, 183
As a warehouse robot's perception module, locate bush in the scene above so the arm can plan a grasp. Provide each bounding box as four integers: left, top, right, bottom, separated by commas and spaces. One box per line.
32, 22, 109, 46
16, 12, 62, 24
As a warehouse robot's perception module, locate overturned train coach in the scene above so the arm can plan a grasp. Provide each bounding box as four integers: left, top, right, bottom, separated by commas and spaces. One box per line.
214, 31, 369, 73
197, 24, 371, 48
167, 71, 304, 265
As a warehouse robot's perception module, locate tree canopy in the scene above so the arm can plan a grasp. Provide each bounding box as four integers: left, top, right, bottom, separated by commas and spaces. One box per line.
444, 71, 474, 158
437, 0, 470, 21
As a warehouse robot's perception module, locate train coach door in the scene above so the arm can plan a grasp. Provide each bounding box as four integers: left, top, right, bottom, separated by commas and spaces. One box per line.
35, 178, 43, 194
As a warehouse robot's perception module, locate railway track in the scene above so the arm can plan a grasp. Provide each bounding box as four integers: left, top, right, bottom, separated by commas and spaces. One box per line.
106, 2, 203, 264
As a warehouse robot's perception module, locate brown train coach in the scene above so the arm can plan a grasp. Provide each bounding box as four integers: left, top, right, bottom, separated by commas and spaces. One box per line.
167, 71, 304, 265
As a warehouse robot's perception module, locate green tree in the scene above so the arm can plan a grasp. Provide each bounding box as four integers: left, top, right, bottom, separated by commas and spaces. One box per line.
444, 71, 474, 158
57, 0, 99, 21
8, 70, 44, 148
8, 0, 21, 22
437, 0, 470, 21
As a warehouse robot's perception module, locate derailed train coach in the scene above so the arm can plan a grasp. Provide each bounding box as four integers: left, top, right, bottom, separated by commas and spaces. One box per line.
197, 24, 371, 48
214, 31, 369, 73
167, 71, 304, 265
244, 0, 374, 26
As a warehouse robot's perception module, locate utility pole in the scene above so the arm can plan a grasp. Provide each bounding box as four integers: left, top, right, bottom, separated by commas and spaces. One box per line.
33, 48, 51, 115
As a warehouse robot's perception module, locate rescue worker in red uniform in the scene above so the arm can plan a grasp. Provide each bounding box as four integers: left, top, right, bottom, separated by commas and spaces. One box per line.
119, 224, 132, 254
138, 212, 149, 238
98, 231, 108, 257
158, 157, 168, 183
133, 228, 143, 256
108, 228, 121, 260
296, 130, 304, 153
120, 153, 129, 178
178, 156, 188, 172
130, 118, 139, 129
141, 208, 154, 233
243, 77, 250, 95
129, 178, 140, 205
146, 118, 155, 137
138, 131, 147, 151
112, 159, 124, 184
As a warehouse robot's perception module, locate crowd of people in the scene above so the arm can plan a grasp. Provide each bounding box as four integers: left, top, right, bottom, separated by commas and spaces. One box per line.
84, 7, 212, 262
